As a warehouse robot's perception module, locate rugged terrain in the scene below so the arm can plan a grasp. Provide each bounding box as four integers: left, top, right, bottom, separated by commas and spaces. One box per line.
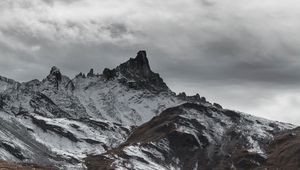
85, 103, 297, 170
0, 160, 56, 170
0, 51, 298, 170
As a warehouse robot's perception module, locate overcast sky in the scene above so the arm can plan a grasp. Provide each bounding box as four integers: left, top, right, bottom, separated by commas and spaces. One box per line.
0, 0, 300, 125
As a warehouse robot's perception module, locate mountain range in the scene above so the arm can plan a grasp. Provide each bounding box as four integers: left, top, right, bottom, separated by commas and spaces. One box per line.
0, 51, 299, 170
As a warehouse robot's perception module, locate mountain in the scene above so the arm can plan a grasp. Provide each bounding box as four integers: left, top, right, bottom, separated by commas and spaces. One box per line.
0, 51, 298, 170
85, 103, 295, 170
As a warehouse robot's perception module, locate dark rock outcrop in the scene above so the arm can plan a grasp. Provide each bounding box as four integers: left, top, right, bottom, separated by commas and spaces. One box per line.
102, 68, 116, 80
30, 116, 79, 143
213, 103, 223, 109
116, 50, 169, 93
87, 69, 95, 77
0, 142, 25, 160
45, 66, 62, 90
75, 72, 86, 78
85, 103, 292, 170
177, 92, 205, 103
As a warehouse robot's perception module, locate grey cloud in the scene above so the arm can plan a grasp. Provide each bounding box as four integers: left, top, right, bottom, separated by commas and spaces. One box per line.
0, 0, 300, 124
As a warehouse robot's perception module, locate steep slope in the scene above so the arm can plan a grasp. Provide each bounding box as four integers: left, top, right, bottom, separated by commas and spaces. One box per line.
255, 127, 300, 170
0, 51, 203, 169
0, 160, 56, 170
0, 50, 296, 170
85, 103, 295, 170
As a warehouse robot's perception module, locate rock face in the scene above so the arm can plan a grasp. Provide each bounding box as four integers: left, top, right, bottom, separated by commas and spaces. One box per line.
87, 69, 95, 77
45, 67, 62, 90
115, 51, 169, 93
102, 68, 116, 80
0, 160, 56, 170
85, 103, 295, 170
254, 127, 300, 170
0, 51, 297, 170
0, 51, 182, 169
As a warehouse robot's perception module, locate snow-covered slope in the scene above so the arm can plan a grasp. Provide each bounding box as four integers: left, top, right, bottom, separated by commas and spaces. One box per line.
0, 51, 296, 170
0, 51, 204, 169
85, 103, 295, 170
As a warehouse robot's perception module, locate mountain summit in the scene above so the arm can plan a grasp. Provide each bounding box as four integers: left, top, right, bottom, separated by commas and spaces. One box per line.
0, 51, 298, 170
102, 50, 169, 93
118, 50, 151, 78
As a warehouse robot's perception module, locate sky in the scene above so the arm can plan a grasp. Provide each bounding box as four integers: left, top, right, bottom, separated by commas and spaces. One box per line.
0, 0, 300, 125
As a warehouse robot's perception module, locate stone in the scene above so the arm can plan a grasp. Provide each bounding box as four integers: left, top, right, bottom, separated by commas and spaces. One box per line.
87, 69, 95, 77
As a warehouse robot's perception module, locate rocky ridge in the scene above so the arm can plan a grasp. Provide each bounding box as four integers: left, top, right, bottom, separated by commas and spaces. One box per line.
0, 51, 298, 170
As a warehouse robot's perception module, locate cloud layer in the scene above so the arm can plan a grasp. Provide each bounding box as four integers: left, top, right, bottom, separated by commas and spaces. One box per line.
0, 0, 300, 124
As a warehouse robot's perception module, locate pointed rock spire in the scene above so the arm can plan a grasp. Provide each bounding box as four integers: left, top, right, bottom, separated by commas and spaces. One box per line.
118, 50, 152, 78
46, 66, 62, 90
134, 50, 151, 76
115, 50, 169, 93
48, 66, 62, 81
87, 68, 95, 77
103, 68, 116, 80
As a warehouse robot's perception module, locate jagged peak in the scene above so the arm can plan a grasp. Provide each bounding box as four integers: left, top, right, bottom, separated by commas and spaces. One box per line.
135, 50, 150, 71
118, 50, 152, 78
50, 66, 61, 75
47, 66, 62, 81
87, 68, 95, 77
44, 66, 63, 90
177, 92, 206, 103
114, 50, 170, 93
75, 72, 86, 78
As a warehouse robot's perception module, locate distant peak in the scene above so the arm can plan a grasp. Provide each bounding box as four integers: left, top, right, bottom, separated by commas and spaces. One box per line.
115, 50, 169, 93
135, 50, 148, 64
50, 66, 61, 75
87, 68, 95, 77
46, 66, 62, 89
117, 50, 152, 79
135, 50, 151, 71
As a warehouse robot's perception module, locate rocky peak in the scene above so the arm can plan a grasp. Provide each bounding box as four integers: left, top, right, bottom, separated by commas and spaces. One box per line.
118, 50, 151, 78
48, 66, 62, 81
177, 92, 206, 103
116, 50, 169, 93
87, 69, 95, 77
103, 68, 116, 80
75, 72, 86, 78
45, 66, 62, 90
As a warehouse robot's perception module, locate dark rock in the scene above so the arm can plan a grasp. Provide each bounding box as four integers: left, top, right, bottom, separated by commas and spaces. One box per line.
87, 69, 95, 77
48, 66, 62, 81
213, 103, 223, 109
31, 116, 79, 142
46, 66, 62, 90
223, 110, 241, 122
103, 68, 116, 80
116, 50, 169, 93
83, 139, 102, 144
177, 92, 187, 99
235, 151, 267, 169
118, 78, 127, 84
75, 72, 86, 78
0, 95, 6, 110
0, 142, 25, 160
128, 81, 139, 90
177, 92, 206, 103
168, 131, 200, 149
16, 106, 29, 116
